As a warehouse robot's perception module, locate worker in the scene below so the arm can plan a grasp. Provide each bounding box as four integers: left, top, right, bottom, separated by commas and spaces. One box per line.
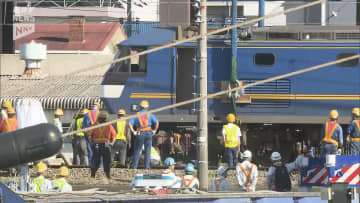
73, 109, 89, 166
1, 100, 12, 122
112, 109, 129, 168
31, 162, 52, 192
347, 107, 360, 155
180, 163, 199, 190
209, 166, 230, 192
0, 107, 18, 133
222, 113, 241, 168
52, 166, 72, 192
236, 150, 258, 192
83, 102, 101, 166
162, 157, 176, 176
87, 111, 116, 184
320, 110, 343, 156
129, 100, 159, 169
54, 108, 64, 133
267, 152, 298, 192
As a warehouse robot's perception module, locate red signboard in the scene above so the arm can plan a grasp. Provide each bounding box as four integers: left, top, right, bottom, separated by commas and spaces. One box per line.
13, 24, 35, 40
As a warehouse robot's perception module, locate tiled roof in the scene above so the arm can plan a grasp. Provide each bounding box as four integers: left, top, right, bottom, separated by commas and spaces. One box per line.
15, 22, 124, 51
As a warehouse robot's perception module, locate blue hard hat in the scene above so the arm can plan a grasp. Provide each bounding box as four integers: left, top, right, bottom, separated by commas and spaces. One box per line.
185, 163, 195, 173
164, 157, 176, 167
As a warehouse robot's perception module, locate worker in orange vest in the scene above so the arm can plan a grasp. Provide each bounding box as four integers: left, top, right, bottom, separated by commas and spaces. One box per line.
320, 109, 343, 156
87, 111, 116, 183
1, 100, 12, 122
180, 163, 199, 191
83, 101, 101, 166
0, 107, 18, 133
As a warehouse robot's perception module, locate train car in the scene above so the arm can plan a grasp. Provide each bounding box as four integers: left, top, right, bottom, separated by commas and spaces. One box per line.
101, 25, 360, 165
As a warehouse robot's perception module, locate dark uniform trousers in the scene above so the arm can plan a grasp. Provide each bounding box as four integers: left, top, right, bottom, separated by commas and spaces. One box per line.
91, 143, 111, 178
73, 136, 89, 166
111, 140, 127, 167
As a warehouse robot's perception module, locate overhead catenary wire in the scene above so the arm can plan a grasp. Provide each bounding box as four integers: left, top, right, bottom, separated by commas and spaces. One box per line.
62, 54, 360, 138
62, 0, 325, 76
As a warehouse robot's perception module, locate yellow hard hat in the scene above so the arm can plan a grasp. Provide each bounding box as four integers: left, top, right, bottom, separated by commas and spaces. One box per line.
7, 107, 16, 114
2, 100, 12, 109
226, 113, 236, 123
118, 109, 126, 116
54, 108, 64, 116
329, 109, 339, 119
59, 166, 69, 177
36, 162, 47, 173
80, 108, 89, 116
352, 107, 360, 116
93, 101, 101, 107
99, 111, 108, 119
139, 100, 149, 109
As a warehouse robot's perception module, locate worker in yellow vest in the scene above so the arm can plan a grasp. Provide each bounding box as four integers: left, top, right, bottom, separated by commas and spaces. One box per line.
222, 113, 242, 168
52, 166, 72, 192
54, 108, 64, 133
112, 109, 129, 168
30, 162, 52, 192
73, 109, 89, 166
320, 109, 343, 156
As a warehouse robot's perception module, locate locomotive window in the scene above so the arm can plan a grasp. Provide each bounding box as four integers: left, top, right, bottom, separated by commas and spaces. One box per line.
110, 46, 147, 74
254, 53, 275, 66
337, 53, 359, 67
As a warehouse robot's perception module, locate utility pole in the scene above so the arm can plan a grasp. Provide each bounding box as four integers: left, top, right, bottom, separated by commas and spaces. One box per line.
127, 0, 132, 37
230, 0, 238, 114
198, 0, 208, 191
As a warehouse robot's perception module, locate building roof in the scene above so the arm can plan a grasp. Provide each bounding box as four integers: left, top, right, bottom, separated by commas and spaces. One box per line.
15, 22, 125, 51
119, 27, 175, 47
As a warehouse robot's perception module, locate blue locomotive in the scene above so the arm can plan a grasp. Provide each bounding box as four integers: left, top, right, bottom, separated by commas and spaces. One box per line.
101, 26, 360, 165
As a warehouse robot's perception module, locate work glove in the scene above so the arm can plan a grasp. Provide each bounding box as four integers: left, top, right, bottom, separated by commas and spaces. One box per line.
152, 130, 157, 135
336, 149, 342, 155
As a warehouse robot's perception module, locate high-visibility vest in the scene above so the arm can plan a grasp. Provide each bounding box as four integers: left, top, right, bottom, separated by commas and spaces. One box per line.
182, 176, 195, 188
76, 118, 84, 136
351, 120, 360, 142
54, 178, 67, 190
238, 162, 255, 190
116, 120, 127, 140
33, 177, 45, 192
4, 118, 17, 133
89, 110, 98, 125
137, 112, 152, 131
224, 124, 239, 148
323, 121, 339, 147
151, 147, 158, 155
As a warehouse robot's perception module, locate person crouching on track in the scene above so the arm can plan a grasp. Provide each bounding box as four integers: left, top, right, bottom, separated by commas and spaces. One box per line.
31, 162, 52, 192
88, 111, 116, 183
129, 100, 159, 169
222, 113, 242, 168
209, 166, 230, 192
52, 166, 72, 192
347, 107, 360, 155
236, 150, 258, 192
320, 110, 343, 156
267, 152, 297, 192
181, 163, 199, 190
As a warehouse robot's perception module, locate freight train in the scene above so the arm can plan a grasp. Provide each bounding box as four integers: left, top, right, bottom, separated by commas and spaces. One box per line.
101, 25, 360, 166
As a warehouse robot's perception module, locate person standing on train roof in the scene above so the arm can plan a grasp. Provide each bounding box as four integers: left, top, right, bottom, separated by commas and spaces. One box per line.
222, 113, 242, 168
209, 166, 230, 192
320, 109, 343, 156
346, 107, 360, 155
236, 150, 258, 192
73, 108, 89, 166
0, 100, 12, 122
129, 100, 159, 169
112, 108, 129, 168
87, 111, 116, 184
0, 107, 18, 133
180, 163, 199, 190
82, 102, 101, 167
53, 108, 63, 133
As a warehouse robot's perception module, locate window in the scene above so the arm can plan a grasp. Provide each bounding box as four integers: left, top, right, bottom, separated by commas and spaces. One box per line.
110, 46, 147, 74
254, 53, 275, 66
337, 53, 359, 67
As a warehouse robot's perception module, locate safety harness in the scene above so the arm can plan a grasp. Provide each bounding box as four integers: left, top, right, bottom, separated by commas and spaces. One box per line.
238, 162, 255, 191
323, 121, 339, 147
137, 112, 152, 131
182, 176, 195, 188
89, 110, 98, 125
33, 177, 45, 192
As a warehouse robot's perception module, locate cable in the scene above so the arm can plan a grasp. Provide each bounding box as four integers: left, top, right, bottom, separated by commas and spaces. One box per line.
62, 54, 360, 137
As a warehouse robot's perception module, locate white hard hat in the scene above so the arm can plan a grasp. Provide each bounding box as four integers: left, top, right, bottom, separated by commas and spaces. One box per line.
271, 152, 281, 161
243, 150, 252, 159
217, 166, 228, 177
